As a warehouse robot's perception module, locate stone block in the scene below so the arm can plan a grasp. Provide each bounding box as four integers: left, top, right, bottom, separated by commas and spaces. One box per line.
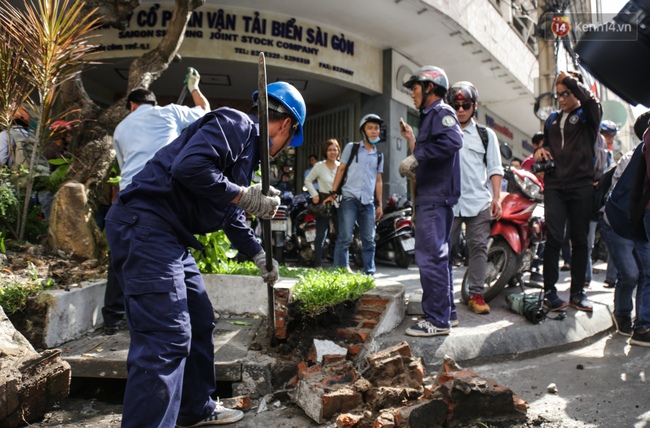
231, 362, 273, 398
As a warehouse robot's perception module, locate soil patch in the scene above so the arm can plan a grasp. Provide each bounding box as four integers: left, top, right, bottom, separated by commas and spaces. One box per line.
272, 299, 358, 359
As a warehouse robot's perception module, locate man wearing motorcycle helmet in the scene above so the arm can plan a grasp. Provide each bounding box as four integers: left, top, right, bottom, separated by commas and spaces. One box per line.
325, 113, 384, 275
105, 81, 306, 428
446, 81, 503, 315
399, 65, 463, 336
600, 120, 618, 151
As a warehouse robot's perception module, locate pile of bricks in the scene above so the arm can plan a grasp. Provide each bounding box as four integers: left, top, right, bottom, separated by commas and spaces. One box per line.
289, 342, 528, 427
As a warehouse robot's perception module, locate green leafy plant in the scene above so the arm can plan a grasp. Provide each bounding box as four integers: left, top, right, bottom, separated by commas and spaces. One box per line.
291, 269, 375, 317
0, 262, 54, 315
191, 231, 238, 274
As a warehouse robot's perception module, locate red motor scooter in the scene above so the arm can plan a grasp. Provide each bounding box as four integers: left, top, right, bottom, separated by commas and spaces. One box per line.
461, 166, 545, 303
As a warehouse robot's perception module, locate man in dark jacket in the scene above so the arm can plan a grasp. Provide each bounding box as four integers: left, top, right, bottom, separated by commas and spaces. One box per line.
535, 71, 602, 312
105, 82, 306, 428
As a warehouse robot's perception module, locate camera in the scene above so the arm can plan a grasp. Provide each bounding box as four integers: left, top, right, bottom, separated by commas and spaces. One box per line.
530, 159, 556, 174
505, 292, 546, 324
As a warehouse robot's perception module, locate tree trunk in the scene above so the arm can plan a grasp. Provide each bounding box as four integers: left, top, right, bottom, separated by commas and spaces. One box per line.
49, 0, 205, 260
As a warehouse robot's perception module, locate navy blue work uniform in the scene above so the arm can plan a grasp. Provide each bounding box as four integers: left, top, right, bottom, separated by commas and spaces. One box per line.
105, 107, 263, 428
412, 99, 463, 329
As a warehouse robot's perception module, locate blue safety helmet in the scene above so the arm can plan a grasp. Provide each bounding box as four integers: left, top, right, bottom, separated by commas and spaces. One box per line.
253, 81, 306, 147
600, 120, 618, 135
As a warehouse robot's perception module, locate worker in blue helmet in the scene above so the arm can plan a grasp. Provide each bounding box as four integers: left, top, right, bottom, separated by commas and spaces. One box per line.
104, 81, 306, 428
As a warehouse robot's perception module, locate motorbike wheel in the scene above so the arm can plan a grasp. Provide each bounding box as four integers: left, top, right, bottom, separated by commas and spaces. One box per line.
461, 239, 518, 303
395, 242, 413, 269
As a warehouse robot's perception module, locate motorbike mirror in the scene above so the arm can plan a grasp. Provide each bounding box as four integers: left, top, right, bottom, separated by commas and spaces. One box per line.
500, 143, 513, 160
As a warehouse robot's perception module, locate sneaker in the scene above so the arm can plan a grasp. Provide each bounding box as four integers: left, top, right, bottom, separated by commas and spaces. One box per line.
405, 320, 450, 337
603, 280, 616, 289
613, 316, 633, 337
569, 292, 593, 312
560, 263, 571, 272
176, 401, 244, 427
450, 317, 459, 328
468, 294, 490, 314
543, 292, 568, 312
629, 328, 650, 347
529, 271, 544, 283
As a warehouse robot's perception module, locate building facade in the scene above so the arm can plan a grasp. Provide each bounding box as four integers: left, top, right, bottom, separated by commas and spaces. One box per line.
83, 0, 635, 198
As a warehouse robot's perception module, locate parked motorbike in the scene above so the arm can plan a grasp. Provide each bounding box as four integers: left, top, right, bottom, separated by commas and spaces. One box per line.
283, 192, 318, 266
374, 194, 414, 268
461, 166, 545, 303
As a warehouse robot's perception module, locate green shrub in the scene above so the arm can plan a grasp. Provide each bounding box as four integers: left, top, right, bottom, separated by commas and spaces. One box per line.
292, 269, 375, 317
0, 262, 53, 315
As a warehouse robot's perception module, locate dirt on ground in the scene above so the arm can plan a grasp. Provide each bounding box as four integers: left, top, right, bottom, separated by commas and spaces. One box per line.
0, 242, 107, 290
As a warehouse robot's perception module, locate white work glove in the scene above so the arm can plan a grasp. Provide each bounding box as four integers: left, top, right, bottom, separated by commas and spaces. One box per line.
399, 155, 418, 179
237, 183, 281, 220
253, 251, 279, 284
185, 67, 200, 92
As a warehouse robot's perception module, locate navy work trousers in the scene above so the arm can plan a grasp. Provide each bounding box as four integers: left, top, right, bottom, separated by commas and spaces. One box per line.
105, 206, 217, 428
415, 203, 455, 328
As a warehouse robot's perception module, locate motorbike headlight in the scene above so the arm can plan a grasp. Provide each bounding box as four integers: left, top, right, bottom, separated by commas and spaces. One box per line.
513, 174, 543, 201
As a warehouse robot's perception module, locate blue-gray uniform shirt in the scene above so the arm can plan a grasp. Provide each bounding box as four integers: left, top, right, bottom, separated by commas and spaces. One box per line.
340, 142, 383, 205
454, 120, 503, 217
113, 107, 262, 258
413, 99, 463, 205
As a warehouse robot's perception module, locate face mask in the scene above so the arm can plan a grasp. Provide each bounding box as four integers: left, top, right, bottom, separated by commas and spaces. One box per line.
368, 136, 380, 144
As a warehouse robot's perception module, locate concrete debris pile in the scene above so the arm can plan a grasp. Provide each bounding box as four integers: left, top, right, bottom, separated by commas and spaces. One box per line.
0, 306, 71, 428
290, 341, 528, 427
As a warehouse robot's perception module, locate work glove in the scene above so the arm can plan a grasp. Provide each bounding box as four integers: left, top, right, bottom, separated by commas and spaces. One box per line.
185, 67, 200, 92
398, 155, 418, 179
237, 183, 281, 219
253, 251, 279, 284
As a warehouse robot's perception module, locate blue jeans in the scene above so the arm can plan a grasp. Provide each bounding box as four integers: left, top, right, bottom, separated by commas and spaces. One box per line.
334, 197, 376, 274
598, 217, 638, 318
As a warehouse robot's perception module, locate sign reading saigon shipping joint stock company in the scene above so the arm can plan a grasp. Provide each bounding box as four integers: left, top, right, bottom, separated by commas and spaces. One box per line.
93, 4, 382, 93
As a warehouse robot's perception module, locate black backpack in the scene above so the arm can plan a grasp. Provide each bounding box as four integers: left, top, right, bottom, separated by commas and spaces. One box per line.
605, 143, 650, 241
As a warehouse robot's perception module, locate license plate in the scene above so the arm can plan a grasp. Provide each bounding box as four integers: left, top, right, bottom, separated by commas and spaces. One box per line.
271, 220, 287, 232
305, 229, 316, 242
401, 237, 415, 252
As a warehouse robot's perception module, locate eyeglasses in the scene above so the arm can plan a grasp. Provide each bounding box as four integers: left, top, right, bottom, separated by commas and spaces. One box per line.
555, 91, 571, 99
451, 102, 473, 111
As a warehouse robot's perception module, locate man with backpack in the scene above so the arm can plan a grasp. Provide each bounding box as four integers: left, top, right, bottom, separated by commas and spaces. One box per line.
326, 113, 384, 275
536, 70, 602, 312
446, 81, 503, 315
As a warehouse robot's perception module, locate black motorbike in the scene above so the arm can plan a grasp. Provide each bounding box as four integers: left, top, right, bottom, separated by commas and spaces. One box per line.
283, 192, 319, 266
374, 194, 414, 268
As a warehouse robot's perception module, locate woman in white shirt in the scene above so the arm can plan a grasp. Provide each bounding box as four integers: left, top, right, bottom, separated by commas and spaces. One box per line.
305, 139, 341, 268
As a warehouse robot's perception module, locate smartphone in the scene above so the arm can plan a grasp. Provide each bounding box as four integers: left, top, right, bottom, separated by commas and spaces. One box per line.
399, 117, 406, 132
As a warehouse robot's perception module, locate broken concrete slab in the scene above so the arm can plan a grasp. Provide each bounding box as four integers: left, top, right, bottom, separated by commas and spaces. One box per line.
0, 306, 71, 428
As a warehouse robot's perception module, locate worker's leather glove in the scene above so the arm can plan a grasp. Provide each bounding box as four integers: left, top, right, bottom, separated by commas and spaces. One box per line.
398, 155, 418, 179
186, 67, 201, 93
253, 251, 279, 284
237, 183, 281, 219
